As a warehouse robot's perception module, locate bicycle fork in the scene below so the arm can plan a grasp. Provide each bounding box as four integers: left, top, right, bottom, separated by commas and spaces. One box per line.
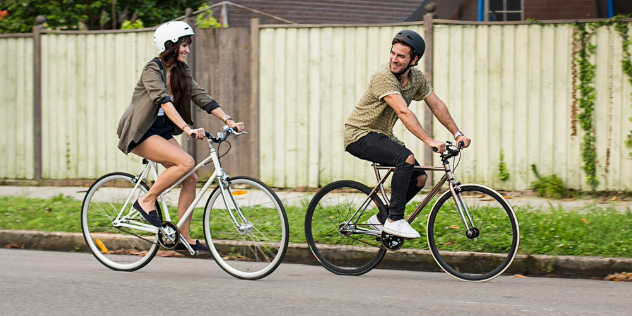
448, 183, 479, 239
217, 177, 254, 235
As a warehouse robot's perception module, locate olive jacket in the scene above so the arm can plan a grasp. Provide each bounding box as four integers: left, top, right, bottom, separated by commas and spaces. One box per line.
117, 57, 219, 154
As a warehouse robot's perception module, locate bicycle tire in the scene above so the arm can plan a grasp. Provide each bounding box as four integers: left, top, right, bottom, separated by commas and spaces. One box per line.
305, 180, 387, 276
427, 184, 519, 282
203, 176, 288, 280
81, 172, 162, 272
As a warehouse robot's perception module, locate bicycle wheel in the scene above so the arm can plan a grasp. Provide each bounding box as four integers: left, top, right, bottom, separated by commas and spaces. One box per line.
427, 184, 519, 282
81, 172, 162, 272
203, 176, 288, 280
305, 180, 387, 276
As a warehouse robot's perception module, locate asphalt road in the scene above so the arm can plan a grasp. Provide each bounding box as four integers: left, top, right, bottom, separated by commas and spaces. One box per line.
1, 249, 630, 315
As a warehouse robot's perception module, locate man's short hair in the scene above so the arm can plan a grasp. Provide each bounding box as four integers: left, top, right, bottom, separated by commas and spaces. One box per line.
391, 38, 415, 60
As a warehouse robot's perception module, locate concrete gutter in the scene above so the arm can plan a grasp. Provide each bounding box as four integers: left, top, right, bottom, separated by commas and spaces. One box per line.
2, 229, 631, 279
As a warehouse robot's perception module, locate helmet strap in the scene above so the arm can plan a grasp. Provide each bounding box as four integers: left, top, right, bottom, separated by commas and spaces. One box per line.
394, 58, 417, 79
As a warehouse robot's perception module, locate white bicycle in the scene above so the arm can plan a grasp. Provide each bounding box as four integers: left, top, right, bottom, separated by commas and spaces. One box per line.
81, 127, 288, 280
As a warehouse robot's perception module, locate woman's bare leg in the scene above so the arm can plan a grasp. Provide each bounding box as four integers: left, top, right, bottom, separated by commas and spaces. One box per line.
162, 138, 198, 244
130, 136, 195, 216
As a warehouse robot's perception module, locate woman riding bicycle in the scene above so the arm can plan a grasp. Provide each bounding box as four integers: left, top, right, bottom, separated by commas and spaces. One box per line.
117, 21, 244, 252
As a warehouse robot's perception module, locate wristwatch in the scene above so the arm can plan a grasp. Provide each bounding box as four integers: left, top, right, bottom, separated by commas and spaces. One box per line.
453, 131, 464, 140
221, 114, 232, 123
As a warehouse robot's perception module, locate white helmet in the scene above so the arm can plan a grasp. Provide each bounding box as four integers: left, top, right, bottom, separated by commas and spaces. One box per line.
153, 21, 195, 52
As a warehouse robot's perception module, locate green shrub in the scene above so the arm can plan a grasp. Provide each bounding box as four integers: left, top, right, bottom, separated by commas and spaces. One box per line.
531, 164, 567, 199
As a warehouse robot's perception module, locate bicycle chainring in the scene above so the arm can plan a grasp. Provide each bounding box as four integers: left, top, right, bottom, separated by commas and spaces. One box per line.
158, 221, 180, 249
381, 232, 405, 251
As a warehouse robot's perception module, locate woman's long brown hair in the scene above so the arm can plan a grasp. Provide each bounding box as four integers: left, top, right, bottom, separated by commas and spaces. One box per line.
159, 36, 192, 107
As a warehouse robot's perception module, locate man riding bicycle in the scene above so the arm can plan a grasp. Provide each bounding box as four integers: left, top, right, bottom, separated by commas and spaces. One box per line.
344, 29, 472, 239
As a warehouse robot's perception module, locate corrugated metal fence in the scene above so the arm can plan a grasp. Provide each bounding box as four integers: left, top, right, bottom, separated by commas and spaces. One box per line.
258, 21, 632, 191
40, 31, 157, 179
0, 36, 34, 179
1, 19, 631, 191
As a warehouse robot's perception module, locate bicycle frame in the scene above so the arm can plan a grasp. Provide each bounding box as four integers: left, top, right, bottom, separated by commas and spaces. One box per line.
346, 152, 476, 238
110, 134, 245, 253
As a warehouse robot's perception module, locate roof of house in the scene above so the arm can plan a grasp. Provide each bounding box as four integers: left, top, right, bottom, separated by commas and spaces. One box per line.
208, 0, 427, 26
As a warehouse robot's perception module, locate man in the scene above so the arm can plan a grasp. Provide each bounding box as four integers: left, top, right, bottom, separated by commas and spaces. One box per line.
344, 29, 472, 239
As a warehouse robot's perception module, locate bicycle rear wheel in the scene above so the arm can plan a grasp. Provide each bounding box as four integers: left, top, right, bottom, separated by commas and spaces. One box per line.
81, 172, 162, 272
203, 176, 288, 280
305, 180, 387, 276
427, 184, 519, 282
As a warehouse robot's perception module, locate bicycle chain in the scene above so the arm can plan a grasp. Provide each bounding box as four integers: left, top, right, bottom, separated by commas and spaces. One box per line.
116, 227, 160, 246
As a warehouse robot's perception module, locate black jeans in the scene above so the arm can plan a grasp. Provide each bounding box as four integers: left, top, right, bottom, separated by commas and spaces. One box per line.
346, 132, 427, 222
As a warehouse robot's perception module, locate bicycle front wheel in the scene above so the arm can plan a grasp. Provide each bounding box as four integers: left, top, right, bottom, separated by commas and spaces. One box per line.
305, 180, 387, 276
427, 184, 519, 282
203, 176, 288, 280
81, 172, 162, 272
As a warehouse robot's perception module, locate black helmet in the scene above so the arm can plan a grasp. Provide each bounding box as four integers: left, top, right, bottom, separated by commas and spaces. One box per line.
392, 29, 425, 60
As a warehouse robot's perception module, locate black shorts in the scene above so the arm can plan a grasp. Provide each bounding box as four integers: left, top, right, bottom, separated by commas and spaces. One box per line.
127, 116, 174, 153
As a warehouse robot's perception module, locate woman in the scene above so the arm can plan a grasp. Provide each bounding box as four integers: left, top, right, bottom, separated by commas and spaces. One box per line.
117, 21, 244, 252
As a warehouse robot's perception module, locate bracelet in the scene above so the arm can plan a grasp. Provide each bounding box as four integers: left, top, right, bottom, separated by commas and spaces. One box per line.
221, 114, 232, 123
180, 123, 189, 131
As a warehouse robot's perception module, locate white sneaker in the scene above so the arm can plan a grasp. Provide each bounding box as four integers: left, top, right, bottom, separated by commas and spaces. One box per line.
366, 214, 383, 232
383, 219, 421, 239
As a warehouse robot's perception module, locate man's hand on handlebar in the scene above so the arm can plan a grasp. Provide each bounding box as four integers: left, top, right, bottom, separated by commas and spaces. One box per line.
456, 135, 472, 149
428, 139, 447, 153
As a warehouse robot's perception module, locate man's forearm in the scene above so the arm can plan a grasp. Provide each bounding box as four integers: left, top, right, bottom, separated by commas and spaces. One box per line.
399, 110, 432, 144
429, 100, 459, 135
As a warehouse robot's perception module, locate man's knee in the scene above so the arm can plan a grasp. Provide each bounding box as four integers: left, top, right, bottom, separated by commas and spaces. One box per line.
405, 154, 415, 165
416, 174, 427, 188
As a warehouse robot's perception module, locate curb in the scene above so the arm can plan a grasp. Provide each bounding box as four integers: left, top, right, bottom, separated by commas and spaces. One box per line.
2, 230, 631, 279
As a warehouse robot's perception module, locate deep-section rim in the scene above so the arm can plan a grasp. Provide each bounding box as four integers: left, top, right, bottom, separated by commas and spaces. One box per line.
203, 176, 289, 280
427, 184, 519, 282
304, 180, 387, 276
81, 172, 161, 272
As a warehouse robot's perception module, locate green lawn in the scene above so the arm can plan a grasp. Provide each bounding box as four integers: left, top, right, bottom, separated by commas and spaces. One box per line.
1, 194, 631, 258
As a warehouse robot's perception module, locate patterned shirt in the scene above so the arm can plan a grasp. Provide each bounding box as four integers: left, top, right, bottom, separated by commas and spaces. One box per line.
344, 63, 433, 148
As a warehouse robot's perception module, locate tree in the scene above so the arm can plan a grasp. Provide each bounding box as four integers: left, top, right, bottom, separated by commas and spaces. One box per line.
0, 0, 206, 33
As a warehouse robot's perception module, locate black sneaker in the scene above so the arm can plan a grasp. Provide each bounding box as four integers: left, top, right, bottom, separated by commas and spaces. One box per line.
175, 240, 209, 253
193, 240, 209, 252
133, 200, 162, 227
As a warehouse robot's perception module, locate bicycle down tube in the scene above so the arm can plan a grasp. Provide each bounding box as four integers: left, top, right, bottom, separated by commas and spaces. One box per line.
115, 137, 233, 236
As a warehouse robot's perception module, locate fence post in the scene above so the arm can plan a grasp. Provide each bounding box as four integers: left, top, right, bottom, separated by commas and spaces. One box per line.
423, 2, 435, 183
185, 8, 197, 158
249, 18, 260, 178
32, 15, 45, 180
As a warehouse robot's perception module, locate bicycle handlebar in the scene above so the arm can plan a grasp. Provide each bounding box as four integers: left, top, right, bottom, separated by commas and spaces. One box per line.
431, 141, 465, 161
191, 125, 246, 143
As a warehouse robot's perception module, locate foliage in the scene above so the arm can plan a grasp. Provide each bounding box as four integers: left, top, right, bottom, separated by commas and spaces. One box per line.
121, 19, 144, 29
573, 22, 599, 190
195, 4, 221, 29
526, 17, 543, 25
498, 150, 510, 181
0, 0, 206, 33
531, 164, 567, 199
613, 18, 632, 156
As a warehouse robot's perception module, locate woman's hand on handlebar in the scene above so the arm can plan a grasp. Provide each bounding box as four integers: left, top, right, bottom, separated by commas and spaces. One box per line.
227, 120, 245, 133
184, 126, 206, 139
428, 139, 446, 153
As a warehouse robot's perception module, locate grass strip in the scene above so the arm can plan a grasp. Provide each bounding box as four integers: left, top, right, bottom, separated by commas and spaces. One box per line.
1, 194, 630, 258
